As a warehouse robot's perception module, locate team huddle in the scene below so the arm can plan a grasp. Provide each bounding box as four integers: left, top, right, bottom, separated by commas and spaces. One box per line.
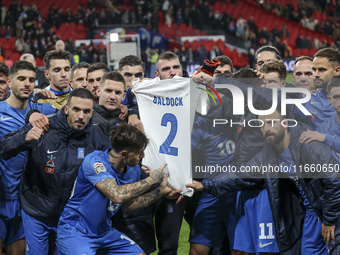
0, 44, 340, 255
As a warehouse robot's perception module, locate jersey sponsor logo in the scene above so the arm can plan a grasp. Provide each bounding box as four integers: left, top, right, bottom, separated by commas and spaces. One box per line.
259, 242, 273, 248
94, 162, 106, 174
45, 167, 55, 174
0, 116, 14, 121
210, 133, 223, 140
310, 101, 320, 105
47, 150, 58, 154
46, 155, 56, 167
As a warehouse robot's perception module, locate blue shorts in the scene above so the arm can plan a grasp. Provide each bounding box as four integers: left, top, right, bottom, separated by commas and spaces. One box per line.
233, 189, 279, 253
301, 211, 328, 255
189, 192, 237, 248
57, 224, 144, 255
0, 200, 24, 245
21, 209, 59, 255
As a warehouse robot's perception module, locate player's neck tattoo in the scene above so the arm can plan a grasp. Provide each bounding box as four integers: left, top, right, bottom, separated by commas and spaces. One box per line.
109, 150, 119, 158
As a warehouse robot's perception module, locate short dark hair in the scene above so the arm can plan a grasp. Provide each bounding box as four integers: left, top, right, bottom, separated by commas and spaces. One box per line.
259, 60, 287, 79
67, 87, 93, 105
255, 45, 281, 62
156, 51, 180, 70
111, 123, 149, 153
232, 67, 262, 88
87, 62, 110, 75
44, 50, 71, 70
9, 60, 36, 77
327, 76, 340, 94
118, 55, 145, 71
100, 71, 126, 90
314, 48, 340, 66
294, 56, 313, 66
0, 62, 9, 77
71, 62, 90, 80
215, 55, 233, 73
156, 51, 179, 63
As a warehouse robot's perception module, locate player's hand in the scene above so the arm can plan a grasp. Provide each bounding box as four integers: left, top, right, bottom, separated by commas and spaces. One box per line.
119, 104, 128, 120
191, 72, 215, 86
25, 126, 44, 142
186, 180, 204, 192
175, 194, 184, 204
128, 114, 145, 133
141, 165, 150, 175
159, 175, 183, 200
253, 69, 265, 79
322, 223, 335, 244
29, 112, 49, 133
149, 163, 167, 183
158, 174, 174, 194
165, 190, 183, 201
299, 129, 326, 144
34, 89, 58, 99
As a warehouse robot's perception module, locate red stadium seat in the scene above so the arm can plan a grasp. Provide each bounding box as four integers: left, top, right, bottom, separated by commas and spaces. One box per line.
293, 48, 302, 57
301, 48, 309, 56
309, 48, 317, 56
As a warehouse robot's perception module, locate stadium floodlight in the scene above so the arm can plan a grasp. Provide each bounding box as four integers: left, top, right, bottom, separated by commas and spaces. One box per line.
110, 33, 119, 42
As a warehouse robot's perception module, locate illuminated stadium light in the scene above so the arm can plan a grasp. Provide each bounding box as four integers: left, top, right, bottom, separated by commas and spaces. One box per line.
109, 33, 119, 42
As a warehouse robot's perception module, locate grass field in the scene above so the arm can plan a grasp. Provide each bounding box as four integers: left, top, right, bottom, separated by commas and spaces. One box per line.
286, 73, 293, 84
150, 220, 190, 255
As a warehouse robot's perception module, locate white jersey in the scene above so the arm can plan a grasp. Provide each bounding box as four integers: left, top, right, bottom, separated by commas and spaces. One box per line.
133, 76, 196, 196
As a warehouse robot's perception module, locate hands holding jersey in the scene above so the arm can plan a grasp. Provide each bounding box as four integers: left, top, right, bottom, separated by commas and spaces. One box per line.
186, 180, 204, 192
145, 164, 183, 201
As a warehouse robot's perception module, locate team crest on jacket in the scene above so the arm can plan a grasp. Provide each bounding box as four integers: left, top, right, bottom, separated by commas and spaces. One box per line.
94, 162, 106, 174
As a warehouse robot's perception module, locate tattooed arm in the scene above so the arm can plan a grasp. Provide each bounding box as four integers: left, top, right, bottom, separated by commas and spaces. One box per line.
96, 163, 167, 204
122, 174, 183, 213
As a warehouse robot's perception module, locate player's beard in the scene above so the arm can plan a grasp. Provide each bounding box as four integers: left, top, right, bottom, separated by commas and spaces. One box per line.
13, 87, 32, 101
314, 78, 329, 90
265, 127, 285, 146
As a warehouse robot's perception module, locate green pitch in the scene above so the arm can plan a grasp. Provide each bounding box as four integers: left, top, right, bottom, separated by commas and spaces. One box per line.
150, 220, 190, 255
286, 73, 293, 84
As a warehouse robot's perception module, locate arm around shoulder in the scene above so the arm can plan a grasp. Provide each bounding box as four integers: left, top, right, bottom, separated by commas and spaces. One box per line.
0, 124, 34, 159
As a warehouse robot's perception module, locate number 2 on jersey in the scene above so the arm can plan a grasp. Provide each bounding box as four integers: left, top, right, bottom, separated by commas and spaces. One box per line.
159, 113, 178, 156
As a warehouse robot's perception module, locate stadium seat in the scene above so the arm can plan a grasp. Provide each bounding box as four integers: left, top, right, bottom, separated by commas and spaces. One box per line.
301, 48, 309, 56
293, 48, 302, 57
